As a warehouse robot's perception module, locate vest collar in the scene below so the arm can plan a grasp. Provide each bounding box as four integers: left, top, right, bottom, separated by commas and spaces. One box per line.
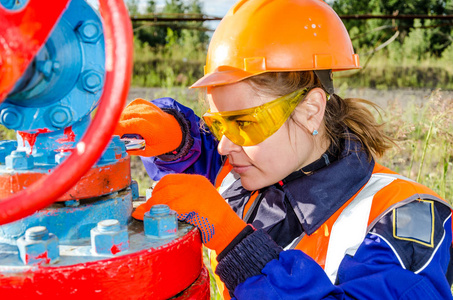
222, 138, 375, 238
281, 138, 374, 235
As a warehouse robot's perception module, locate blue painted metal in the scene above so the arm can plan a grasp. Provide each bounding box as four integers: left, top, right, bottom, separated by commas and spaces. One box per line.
112, 135, 128, 159
130, 180, 140, 201
144, 205, 178, 239
0, 0, 183, 277
2, 0, 105, 132
0, 0, 28, 10
0, 189, 133, 244
5, 151, 34, 170
0, 222, 194, 270
90, 219, 129, 255
16, 226, 59, 265
0, 141, 18, 164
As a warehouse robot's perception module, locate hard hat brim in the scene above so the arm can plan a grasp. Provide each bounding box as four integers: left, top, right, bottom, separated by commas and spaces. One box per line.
190, 67, 262, 89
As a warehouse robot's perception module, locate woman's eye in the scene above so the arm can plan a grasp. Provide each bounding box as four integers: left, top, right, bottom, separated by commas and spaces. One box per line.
236, 120, 253, 128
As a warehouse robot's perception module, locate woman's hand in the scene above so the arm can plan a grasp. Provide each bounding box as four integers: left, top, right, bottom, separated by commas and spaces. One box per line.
114, 98, 182, 157
133, 174, 247, 253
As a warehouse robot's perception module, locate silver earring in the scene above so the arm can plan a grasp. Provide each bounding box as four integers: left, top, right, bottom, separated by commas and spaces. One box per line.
312, 129, 318, 136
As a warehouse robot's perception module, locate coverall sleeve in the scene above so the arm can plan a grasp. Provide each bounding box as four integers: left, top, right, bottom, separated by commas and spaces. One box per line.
216, 204, 453, 299
139, 97, 225, 184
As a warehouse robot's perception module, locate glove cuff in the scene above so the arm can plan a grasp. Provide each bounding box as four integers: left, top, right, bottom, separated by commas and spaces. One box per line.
157, 108, 194, 161
217, 225, 255, 261
215, 229, 282, 295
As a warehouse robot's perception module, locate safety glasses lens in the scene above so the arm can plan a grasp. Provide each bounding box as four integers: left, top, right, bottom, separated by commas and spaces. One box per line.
203, 89, 307, 146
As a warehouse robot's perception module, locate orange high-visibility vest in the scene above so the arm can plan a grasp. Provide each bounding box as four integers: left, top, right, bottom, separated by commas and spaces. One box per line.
212, 162, 450, 298
296, 163, 450, 282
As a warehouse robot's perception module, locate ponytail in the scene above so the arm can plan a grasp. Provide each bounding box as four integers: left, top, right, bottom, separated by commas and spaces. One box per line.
325, 94, 393, 159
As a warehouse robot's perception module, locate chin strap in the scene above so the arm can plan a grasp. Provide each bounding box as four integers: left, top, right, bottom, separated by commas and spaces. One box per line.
314, 69, 335, 96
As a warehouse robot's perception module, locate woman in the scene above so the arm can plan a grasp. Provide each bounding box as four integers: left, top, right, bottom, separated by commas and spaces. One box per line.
115, 0, 453, 298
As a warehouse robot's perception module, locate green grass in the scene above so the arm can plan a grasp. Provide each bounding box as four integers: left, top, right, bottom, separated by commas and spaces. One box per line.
130, 36, 453, 90
374, 89, 453, 202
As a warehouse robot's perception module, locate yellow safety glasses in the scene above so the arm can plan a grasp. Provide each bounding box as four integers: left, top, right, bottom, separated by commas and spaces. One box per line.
202, 88, 309, 146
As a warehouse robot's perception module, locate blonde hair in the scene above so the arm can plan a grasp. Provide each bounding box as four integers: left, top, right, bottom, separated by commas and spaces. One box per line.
247, 71, 394, 159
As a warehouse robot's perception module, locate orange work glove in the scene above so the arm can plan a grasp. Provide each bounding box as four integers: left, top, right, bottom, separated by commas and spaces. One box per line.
114, 98, 182, 157
133, 174, 247, 254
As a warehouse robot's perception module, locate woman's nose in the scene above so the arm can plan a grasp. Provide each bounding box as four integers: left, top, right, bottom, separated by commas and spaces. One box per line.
217, 135, 242, 155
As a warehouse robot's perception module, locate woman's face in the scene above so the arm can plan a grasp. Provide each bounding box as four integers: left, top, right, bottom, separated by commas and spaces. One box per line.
207, 81, 328, 191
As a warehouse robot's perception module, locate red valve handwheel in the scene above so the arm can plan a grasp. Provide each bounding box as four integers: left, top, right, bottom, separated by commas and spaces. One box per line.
0, 0, 133, 225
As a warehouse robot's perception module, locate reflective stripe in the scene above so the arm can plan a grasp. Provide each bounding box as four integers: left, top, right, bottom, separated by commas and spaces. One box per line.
324, 173, 404, 283
218, 171, 240, 195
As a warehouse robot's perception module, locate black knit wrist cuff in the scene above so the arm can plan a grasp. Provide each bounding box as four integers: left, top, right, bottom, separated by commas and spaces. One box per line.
215, 229, 282, 294
157, 108, 194, 161
217, 225, 255, 262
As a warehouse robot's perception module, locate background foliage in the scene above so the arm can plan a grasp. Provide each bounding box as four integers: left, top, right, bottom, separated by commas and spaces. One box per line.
127, 0, 453, 89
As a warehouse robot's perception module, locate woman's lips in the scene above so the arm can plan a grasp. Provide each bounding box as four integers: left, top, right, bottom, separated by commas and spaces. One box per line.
232, 164, 250, 174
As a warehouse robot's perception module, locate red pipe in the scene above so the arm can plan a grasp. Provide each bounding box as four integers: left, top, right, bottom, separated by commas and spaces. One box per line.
0, 0, 133, 225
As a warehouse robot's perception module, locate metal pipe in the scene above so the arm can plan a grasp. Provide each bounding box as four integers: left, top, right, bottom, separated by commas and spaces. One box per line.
0, 0, 133, 225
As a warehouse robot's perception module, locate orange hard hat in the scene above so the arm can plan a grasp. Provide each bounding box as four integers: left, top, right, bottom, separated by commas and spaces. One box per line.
191, 0, 360, 89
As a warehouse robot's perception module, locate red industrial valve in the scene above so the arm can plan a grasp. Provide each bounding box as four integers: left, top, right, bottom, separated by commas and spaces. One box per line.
0, 0, 132, 225
0, 1, 210, 299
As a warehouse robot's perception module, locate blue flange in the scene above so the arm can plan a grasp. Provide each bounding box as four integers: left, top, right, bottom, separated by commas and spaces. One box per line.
1, 0, 105, 132
0, 189, 133, 244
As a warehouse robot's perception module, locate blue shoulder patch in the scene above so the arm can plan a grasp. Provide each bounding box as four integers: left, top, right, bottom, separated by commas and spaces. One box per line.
371, 200, 451, 272
393, 200, 434, 247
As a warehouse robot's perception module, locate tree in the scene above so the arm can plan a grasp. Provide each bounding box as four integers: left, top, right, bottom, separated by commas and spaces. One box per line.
132, 0, 209, 49
331, 0, 453, 57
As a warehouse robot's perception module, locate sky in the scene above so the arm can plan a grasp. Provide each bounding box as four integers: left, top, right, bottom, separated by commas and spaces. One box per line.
138, 0, 237, 30
87, 0, 238, 30
153, 0, 236, 17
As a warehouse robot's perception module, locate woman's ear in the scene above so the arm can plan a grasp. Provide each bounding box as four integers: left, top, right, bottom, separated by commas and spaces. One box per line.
294, 88, 327, 133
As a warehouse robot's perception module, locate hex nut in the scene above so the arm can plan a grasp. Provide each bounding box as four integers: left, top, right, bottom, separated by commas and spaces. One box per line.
81, 70, 103, 93
5, 151, 34, 170
144, 205, 178, 239
77, 20, 102, 43
17, 226, 59, 265
91, 220, 129, 255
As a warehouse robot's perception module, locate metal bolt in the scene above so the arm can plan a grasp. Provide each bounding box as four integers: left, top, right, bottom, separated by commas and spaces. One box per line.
25, 226, 49, 241
149, 204, 170, 216
52, 61, 61, 73
0, 107, 23, 129
77, 20, 102, 43
81, 70, 103, 93
91, 219, 129, 255
49, 106, 72, 128
36, 60, 54, 78
5, 150, 34, 170
97, 219, 120, 232
17, 226, 59, 265
144, 204, 178, 239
